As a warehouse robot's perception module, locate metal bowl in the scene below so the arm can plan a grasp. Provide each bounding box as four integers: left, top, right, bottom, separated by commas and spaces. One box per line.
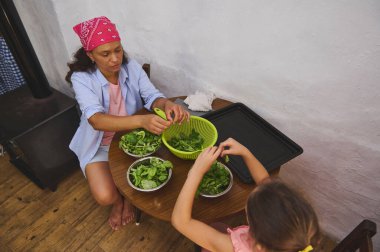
199, 162, 233, 198
122, 148, 159, 158
119, 129, 161, 158
126, 156, 172, 192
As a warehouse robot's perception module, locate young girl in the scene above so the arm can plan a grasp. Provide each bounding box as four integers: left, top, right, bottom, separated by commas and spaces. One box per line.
172, 138, 321, 252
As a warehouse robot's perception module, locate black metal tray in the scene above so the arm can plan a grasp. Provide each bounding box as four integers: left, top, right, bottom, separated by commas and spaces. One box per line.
202, 103, 303, 184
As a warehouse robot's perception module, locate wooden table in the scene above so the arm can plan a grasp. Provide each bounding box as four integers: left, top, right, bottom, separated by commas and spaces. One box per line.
109, 98, 277, 223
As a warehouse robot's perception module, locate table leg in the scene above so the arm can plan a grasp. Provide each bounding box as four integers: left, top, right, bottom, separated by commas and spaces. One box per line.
135, 207, 142, 225
194, 243, 201, 252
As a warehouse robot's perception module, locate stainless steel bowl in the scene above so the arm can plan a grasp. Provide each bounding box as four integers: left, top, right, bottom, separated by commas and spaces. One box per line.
126, 156, 172, 192
122, 148, 159, 158
199, 162, 233, 198
119, 130, 161, 158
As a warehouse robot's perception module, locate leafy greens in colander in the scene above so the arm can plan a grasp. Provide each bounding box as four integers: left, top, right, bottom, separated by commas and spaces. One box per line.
167, 129, 204, 152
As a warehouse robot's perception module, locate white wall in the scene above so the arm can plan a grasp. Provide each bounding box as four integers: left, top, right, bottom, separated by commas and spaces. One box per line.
16, 0, 380, 249
13, 0, 73, 96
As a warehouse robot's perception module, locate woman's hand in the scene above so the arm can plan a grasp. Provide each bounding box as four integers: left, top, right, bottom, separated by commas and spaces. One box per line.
140, 114, 172, 135
191, 146, 222, 176
219, 138, 250, 158
164, 100, 190, 124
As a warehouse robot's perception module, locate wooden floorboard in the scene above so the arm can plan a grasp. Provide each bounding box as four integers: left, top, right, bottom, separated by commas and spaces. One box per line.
0, 240, 13, 252
0, 163, 30, 205
0, 182, 45, 226
0, 153, 336, 251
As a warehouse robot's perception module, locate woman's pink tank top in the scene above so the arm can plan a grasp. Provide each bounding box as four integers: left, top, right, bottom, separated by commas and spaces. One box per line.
101, 82, 127, 146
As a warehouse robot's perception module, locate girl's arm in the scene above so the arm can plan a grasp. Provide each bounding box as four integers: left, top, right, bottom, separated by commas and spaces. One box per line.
220, 138, 269, 184
171, 147, 234, 252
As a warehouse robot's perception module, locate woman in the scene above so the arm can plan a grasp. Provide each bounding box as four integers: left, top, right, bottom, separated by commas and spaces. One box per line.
66, 16, 189, 231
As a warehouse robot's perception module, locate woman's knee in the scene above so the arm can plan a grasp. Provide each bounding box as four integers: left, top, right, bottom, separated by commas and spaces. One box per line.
85, 161, 120, 205
93, 188, 119, 206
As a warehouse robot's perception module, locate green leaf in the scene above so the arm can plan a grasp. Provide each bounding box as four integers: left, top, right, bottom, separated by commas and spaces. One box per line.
141, 180, 157, 189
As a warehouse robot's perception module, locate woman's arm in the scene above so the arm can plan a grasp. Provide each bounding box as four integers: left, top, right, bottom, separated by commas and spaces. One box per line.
88, 113, 171, 135
171, 147, 234, 252
71, 72, 171, 135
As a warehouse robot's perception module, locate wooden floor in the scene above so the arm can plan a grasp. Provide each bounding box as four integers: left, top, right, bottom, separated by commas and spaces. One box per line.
0, 154, 247, 252
0, 153, 336, 251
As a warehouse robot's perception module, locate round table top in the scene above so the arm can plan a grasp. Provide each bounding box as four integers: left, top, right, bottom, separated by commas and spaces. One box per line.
109, 98, 266, 222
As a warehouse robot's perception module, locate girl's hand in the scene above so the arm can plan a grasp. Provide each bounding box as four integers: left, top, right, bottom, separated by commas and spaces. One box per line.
164, 101, 190, 124
220, 138, 269, 184
141, 114, 171, 135
219, 138, 250, 158
191, 146, 222, 176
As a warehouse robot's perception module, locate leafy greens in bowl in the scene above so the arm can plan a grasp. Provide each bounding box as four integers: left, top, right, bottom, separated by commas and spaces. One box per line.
119, 129, 161, 157
127, 156, 173, 192
198, 161, 233, 198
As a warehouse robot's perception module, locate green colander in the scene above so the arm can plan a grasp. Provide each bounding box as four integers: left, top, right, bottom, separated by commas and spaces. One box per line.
154, 108, 218, 160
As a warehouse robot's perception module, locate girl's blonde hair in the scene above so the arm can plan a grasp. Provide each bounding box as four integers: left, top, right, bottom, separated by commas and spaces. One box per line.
247, 179, 321, 252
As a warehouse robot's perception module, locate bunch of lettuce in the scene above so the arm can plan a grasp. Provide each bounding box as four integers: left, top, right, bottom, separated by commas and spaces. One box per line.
119, 129, 161, 156
168, 129, 204, 152
198, 162, 230, 195
129, 158, 173, 189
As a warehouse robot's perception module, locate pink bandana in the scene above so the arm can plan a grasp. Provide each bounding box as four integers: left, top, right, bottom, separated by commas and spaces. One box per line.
73, 16, 121, 51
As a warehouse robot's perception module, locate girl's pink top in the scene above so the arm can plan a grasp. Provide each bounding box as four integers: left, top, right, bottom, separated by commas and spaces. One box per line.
101, 82, 127, 146
227, 225, 254, 252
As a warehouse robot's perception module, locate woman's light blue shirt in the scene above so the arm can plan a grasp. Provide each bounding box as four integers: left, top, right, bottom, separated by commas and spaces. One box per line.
69, 59, 165, 171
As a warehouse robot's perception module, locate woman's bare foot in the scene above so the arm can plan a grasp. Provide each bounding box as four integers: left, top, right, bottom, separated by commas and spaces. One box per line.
108, 197, 123, 230
122, 198, 135, 225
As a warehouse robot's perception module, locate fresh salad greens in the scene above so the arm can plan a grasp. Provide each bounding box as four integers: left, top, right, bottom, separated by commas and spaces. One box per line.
129, 158, 173, 190
119, 129, 161, 156
167, 129, 204, 152
198, 162, 231, 195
